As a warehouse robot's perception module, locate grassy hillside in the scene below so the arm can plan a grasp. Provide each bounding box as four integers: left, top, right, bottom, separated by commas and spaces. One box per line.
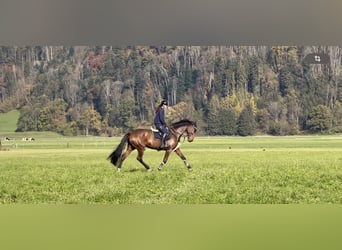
0, 110, 19, 132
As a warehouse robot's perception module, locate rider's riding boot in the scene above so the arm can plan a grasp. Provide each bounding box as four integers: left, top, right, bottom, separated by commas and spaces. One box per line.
160, 133, 167, 149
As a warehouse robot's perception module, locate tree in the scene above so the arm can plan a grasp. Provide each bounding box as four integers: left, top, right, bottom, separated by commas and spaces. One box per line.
256, 108, 270, 133
115, 85, 137, 129
247, 55, 259, 94
77, 107, 102, 136
37, 99, 67, 133
3, 45, 342, 137
279, 66, 293, 97
306, 105, 333, 133
237, 103, 256, 136
332, 101, 342, 130
220, 107, 238, 135
207, 94, 221, 135
236, 62, 247, 93
167, 101, 195, 122
220, 95, 240, 135
16, 106, 40, 131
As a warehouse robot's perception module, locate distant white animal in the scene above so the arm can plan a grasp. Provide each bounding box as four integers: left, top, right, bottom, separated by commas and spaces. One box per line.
22, 137, 35, 141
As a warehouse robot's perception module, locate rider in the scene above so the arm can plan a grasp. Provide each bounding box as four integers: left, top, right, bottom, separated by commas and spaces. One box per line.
154, 100, 168, 149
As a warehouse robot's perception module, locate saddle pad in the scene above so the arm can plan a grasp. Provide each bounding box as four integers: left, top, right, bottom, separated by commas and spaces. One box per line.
152, 131, 171, 141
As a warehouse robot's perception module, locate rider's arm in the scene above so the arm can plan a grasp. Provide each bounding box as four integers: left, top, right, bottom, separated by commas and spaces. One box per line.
160, 109, 166, 126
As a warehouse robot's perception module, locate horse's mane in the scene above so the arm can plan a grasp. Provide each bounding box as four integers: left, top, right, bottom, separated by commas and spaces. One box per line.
171, 119, 197, 131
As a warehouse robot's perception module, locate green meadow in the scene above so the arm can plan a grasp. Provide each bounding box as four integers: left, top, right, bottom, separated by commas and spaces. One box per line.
0, 110, 20, 132
1, 133, 342, 204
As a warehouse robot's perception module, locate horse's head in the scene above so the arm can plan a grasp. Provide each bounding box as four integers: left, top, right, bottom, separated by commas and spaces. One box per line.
171, 119, 197, 142
186, 121, 197, 142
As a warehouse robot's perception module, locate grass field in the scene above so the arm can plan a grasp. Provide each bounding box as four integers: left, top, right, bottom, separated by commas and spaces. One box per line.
1, 133, 342, 204
0, 110, 20, 132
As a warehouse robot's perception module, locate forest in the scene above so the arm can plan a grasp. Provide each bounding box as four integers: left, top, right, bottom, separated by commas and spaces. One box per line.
0, 46, 342, 136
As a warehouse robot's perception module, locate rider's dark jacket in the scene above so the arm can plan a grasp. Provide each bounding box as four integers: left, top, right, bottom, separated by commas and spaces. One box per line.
154, 108, 166, 127
154, 108, 167, 134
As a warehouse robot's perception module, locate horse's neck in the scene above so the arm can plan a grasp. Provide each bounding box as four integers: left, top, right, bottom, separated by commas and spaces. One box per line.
171, 126, 187, 138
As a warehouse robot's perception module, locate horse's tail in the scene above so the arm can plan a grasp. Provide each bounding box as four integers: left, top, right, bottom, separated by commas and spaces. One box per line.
108, 133, 129, 166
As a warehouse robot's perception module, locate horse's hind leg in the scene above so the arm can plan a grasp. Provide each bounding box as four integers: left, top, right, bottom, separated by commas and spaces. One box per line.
136, 148, 152, 172
117, 145, 134, 172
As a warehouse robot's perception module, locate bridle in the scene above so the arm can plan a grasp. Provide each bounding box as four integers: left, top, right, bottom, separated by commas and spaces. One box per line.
169, 124, 196, 142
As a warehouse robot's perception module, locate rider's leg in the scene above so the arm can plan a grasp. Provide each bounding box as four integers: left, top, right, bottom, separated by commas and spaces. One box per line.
160, 133, 167, 149
157, 125, 168, 149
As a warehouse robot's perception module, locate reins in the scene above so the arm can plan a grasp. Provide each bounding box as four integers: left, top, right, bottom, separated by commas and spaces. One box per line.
169, 124, 195, 143
169, 126, 185, 142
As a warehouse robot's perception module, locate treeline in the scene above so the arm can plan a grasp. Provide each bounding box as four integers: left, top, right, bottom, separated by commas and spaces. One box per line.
1, 46, 342, 136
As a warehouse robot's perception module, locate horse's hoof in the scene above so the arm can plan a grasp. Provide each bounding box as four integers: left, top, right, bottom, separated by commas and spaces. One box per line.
117, 168, 121, 173
147, 168, 152, 172
158, 167, 162, 171
187, 167, 192, 172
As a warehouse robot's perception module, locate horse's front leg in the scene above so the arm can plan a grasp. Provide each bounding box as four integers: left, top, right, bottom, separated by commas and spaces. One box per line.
174, 148, 192, 171
157, 150, 172, 171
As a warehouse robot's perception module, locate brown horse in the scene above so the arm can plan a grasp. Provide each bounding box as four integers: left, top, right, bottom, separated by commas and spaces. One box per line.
108, 119, 197, 172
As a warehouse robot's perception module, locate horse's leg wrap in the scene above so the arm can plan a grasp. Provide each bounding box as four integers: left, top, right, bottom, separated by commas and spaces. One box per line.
183, 159, 192, 171
158, 161, 165, 171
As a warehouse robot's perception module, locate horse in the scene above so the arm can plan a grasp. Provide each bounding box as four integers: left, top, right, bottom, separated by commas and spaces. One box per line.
108, 119, 197, 172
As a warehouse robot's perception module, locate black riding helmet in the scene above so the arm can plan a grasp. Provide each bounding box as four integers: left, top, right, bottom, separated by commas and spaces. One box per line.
161, 100, 167, 106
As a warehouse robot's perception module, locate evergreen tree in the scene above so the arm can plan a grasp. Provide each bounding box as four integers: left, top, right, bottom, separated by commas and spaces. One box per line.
220, 107, 238, 135
256, 108, 270, 133
306, 105, 333, 133
3, 45, 342, 136
332, 101, 342, 127
279, 66, 293, 97
247, 55, 259, 94
237, 103, 256, 136
207, 94, 221, 135
236, 62, 247, 93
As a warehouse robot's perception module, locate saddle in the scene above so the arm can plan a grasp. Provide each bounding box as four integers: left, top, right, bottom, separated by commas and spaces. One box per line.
150, 127, 171, 141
